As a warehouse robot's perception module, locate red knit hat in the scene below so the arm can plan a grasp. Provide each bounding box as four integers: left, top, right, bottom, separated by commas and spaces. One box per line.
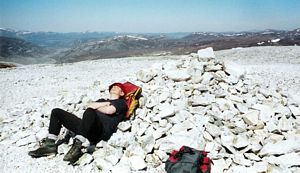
109, 82, 126, 94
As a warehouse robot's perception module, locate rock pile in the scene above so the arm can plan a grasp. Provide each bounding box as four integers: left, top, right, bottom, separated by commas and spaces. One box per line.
2, 47, 300, 172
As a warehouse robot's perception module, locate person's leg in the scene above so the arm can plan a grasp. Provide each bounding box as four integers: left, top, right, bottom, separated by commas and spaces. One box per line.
64, 108, 104, 163
75, 108, 103, 143
86, 118, 104, 145
49, 108, 81, 138
29, 108, 81, 158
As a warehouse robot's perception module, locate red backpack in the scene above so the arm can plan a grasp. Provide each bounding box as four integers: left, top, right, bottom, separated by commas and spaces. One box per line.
121, 82, 142, 119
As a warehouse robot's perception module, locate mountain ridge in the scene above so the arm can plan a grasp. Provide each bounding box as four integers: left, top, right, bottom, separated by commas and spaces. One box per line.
1, 28, 299, 64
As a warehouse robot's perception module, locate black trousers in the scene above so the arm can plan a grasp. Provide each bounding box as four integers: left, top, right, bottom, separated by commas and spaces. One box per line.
49, 108, 104, 144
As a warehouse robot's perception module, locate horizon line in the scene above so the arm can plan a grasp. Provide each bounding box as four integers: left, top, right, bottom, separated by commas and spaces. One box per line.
1, 27, 300, 34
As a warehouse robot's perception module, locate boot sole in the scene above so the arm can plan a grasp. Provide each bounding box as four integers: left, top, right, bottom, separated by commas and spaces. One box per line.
29, 152, 57, 158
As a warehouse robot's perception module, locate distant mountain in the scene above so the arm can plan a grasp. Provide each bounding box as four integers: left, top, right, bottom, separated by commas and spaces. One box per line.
1, 28, 299, 64
52, 28, 300, 63
54, 35, 171, 63
0, 28, 119, 48
0, 36, 48, 58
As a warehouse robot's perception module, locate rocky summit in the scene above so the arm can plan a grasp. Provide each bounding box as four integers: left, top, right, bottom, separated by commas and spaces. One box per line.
1, 47, 300, 173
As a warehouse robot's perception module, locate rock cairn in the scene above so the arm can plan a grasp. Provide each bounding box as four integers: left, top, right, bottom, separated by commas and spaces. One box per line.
2, 47, 300, 172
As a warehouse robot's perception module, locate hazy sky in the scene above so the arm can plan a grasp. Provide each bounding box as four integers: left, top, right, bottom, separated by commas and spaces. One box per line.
0, 0, 299, 33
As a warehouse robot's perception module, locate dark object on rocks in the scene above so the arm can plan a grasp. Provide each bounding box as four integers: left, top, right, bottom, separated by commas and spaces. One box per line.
63, 138, 83, 164
56, 130, 76, 146
86, 143, 96, 154
165, 146, 212, 173
28, 138, 57, 158
0, 62, 17, 68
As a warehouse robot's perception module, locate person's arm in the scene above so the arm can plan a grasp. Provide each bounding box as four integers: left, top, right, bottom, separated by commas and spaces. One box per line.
96, 105, 117, 115
87, 102, 110, 109
97, 99, 127, 115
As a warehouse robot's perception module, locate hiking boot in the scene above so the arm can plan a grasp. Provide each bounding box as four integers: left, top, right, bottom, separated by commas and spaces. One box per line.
28, 138, 57, 158
63, 139, 83, 164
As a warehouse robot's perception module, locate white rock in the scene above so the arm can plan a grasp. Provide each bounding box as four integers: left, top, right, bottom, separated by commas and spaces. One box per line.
205, 64, 223, 72
165, 69, 191, 82
128, 156, 147, 171
77, 153, 93, 166
205, 123, 221, 138
233, 153, 252, 166
190, 93, 215, 106
252, 161, 268, 172
212, 159, 228, 173
35, 128, 48, 141
235, 103, 249, 114
152, 128, 164, 140
156, 106, 175, 119
227, 165, 254, 173
132, 120, 149, 136
145, 95, 159, 108
289, 105, 300, 116
259, 138, 300, 156
288, 91, 300, 106
154, 149, 168, 161
80, 164, 95, 173
203, 131, 213, 141
14, 130, 34, 139
253, 104, 275, 122
242, 110, 259, 126
197, 47, 215, 58
223, 61, 245, 79
233, 133, 250, 149
137, 134, 155, 154
194, 83, 210, 92
16, 135, 37, 146
108, 131, 134, 147
94, 158, 113, 171
205, 142, 220, 153
169, 119, 195, 134
267, 165, 291, 173
171, 90, 181, 99
244, 153, 261, 161
228, 94, 244, 103
102, 147, 123, 166
265, 121, 278, 132
158, 133, 199, 153
118, 121, 131, 132
273, 103, 291, 115
265, 153, 300, 168
201, 72, 214, 84
159, 91, 170, 103
191, 73, 203, 84
220, 131, 236, 154
124, 142, 146, 157
57, 143, 69, 154
215, 98, 235, 111
163, 61, 182, 70
265, 134, 285, 144
111, 164, 131, 173
105, 154, 121, 166
277, 116, 294, 131
136, 69, 156, 83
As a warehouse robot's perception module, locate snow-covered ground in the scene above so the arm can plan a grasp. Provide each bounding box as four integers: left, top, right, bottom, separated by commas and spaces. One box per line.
0, 46, 300, 173
0, 55, 183, 173
216, 46, 300, 99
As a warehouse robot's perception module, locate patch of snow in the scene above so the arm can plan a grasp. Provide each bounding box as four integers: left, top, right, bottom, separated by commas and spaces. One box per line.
113, 35, 148, 41
257, 42, 265, 45
126, 35, 148, 41
262, 31, 274, 35
271, 38, 280, 43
